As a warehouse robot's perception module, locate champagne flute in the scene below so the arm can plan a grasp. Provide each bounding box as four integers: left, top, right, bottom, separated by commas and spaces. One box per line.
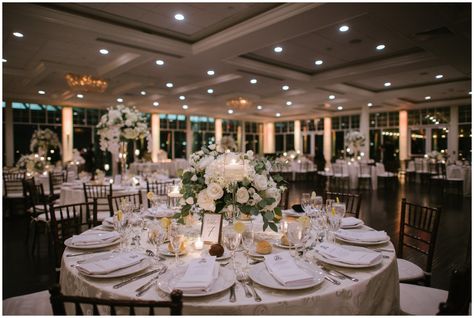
148, 222, 166, 265
223, 226, 242, 271
168, 222, 185, 271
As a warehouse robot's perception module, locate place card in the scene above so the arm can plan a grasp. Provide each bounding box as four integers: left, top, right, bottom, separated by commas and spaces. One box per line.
200, 213, 223, 244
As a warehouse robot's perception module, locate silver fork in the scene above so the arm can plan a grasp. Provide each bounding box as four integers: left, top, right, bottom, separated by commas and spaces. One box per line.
135, 265, 168, 296
236, 272, 253, 298
245, 277, 262, 302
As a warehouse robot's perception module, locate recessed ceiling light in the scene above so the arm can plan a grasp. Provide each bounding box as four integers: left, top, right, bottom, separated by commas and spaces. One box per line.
257, 105, 263, 110
99, 49, 109, 55
337, 106, 343, 110
276, 113, 281, 117
38, 90, 46, 95
182, 104, 188, 110
207, 70, 215, 76
286, 101, 292, 106
315, 60, 324, 65
76, 94, 84, 99
140, 91, 146, 96
117, 97, 123, 103
13, 32, 24, 38
339, 25, 349, 32
282, 85, 289, 91
2, 58, 6, 63
179, 95, 185, 100
250, 79, 257, 84
274, 46, 283, 53
425, 96, 431, 100
435, 74, 443, 79
376, 44, 385, 50
207, 89, 214, 94
367, 102, 373, 107
155, 59, 164, 66
384, 82, 391, 87
153, 101, 159, 107
166, 82, 174, 88
228, 109, 234, 114
329, 95, 335, 100
174, 13, 185, 21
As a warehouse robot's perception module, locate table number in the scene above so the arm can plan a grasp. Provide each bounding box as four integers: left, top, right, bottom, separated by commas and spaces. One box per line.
201, 213, 223, 244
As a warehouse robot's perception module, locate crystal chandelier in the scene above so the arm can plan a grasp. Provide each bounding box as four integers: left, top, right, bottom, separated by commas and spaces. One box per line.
65, 73, 108, 93
226, 97, 252, 110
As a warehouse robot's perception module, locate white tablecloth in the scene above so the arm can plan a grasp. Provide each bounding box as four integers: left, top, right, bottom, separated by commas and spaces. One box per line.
60, 222, 400, 315
446, 165, 471, 196
130, 160, 189, 177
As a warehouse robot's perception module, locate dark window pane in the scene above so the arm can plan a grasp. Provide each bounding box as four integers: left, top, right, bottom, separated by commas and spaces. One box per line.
370, 114, 376, 128
376, 113, 387, 127
431, 128, 448, 153
458, 124, 471, 161
351, 115, 360, 129
332, 117, 339, 130
286, 134, 294, 150
340, 116, 349, 129
73, 107, 86, 125
459, 105, 471, 123
275, 134, 284, 152
174, 131, 187, 158
410, 128, 426, 155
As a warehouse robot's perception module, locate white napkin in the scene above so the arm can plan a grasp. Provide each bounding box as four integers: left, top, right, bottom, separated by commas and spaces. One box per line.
69, 230, 120, 246
317, 243, 381, 265
340, 217, 362, 228
102, 217, 114, 227
264, 252, 314, 287
335, 229, 388, 242
282, 209, 303, 217
174, 257, 218, 294
76, 252, 145, 275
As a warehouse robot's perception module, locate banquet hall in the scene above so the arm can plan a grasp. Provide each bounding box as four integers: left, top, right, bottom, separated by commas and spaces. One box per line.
1, 2, 471, 315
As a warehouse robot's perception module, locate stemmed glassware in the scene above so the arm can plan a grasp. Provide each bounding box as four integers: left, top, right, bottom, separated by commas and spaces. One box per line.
168, 221, 185, 272
113, 212, 128, 251
301, 193, 312, 214
326, 201, 346, 243
241, 224, 255, 271
287, 222, 304, 258
147, 222, 166, 265
223, 226, 242, 270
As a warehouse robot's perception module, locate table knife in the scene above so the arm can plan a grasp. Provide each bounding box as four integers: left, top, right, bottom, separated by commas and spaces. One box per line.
324, 275, 341, 285
113, 269, 160, 289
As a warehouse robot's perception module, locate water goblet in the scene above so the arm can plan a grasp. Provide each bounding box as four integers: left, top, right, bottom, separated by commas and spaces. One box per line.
241, 224, 255, 271
113, 214, 128, 251
287, 222, 304, 258
148, 222, 166, 265
223, 226, 242, 271
168, 221, 185, 272
301, 193, 312, 214
326, 202, 345, 243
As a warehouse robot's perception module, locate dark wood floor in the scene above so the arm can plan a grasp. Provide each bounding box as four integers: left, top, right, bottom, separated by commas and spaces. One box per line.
2, 178, 471, 299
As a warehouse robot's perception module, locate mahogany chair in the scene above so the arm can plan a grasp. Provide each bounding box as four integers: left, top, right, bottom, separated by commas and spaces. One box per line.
83, 184, 113, 226
108, 192, 143, 215
48, 171, 65, 200
146, 180, 173, 208
324, 191, 361, 219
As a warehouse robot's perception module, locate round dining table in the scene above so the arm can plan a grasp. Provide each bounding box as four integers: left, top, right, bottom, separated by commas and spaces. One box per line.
59, 218, 401, 315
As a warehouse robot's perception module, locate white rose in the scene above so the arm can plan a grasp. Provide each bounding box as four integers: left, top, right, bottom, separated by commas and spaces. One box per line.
198, 156, 214, 170
186, 197, 194, 205
252, 193, 262, 203
207, 183, 224, 200
264, 187, 281, 210
209, 144, 216, 150
197, 190, 215, 212
236, 187, 250, 204
253, 174, 268, 191
248, 188, 255, 196
246, 150, 254, 159
197, 150, 204, 156
191, 175, 198, 182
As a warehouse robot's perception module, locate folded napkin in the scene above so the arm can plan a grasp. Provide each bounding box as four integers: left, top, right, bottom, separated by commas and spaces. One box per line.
335, 229, 388, 242
317, 243, 381, 265
102, 217, 115, 228
264, 252, 314, 287
282, 209, 304, 217
69, 230, 120, 246
174, 256, 218, 294
340, 217, 362, 228
76, 252, 145, 275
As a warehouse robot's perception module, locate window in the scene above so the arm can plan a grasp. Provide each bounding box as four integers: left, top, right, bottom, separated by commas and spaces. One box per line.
245, 121, 261, 153
191, 116, 215, 152
410, 128, 426, 155
275, 121, 295, 153
160, 114, 188, 159
459, 105, 471, 161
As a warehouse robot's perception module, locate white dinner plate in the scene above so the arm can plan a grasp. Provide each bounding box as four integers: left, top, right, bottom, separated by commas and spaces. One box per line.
157, 266, 235, 297
158, 245, 187, 257
335, 235, 390, 246
64, 234, 121, 250
247, 247, 274, 258
249, 262, 324, 290
313, 245, 383, 268
78, 258, 151, 279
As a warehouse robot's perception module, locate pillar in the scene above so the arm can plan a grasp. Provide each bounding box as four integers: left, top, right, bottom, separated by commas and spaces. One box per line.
399, 110, 408, 161
294, 120, 302, 154
4, 100, 14, 166
359, 105, 369, 159
62, 107, 73, 163
186, 117, 192, 159
239, 120, 246, 152
263, 122, 275, 153
151, 113, 160, 162
448, 105, 459, 156
215, 118, 223, 145
258, 123, 264, 155
323, 117, 332, 166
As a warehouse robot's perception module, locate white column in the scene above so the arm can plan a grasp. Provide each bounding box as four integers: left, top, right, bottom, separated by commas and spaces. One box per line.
448, 105, 459, 156
359, 105, 369, 159
399, 110, 408, 160
294, 120, 302, 154
151, 113, 160, 162
186, 117, 192, 158
239, 120, 246, 152
263, 122, 275, 153
62, 107, 73, 163
323, 117, 332, 166
215, 118, 223, 145
258, 123, 264, 155
4, 100, 14, 166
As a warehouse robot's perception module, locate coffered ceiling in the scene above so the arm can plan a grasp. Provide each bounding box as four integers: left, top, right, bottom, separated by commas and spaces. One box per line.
2, 2, 471, 122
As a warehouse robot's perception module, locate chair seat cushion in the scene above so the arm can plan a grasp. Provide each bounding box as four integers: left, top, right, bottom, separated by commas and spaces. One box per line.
359, 174, 371, 178
397, 258, 425, 281
400, 283, 448, 315
3, 290, 52, 315
5, 192, 24, 198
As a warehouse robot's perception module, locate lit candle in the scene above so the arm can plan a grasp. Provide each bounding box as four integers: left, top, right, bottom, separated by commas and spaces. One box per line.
168, 185, 181, 197
194, 237, 204, 250
104, 164, 110, 171
135, 149, 140, 156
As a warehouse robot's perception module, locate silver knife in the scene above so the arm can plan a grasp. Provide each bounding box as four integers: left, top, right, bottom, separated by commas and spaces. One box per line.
135, 266, 168, 296
327, 267, 359, 282
324, 275, 341, 285
113, 269, 161, 289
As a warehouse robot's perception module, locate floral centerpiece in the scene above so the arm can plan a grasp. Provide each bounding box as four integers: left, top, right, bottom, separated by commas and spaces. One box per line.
30, 128, 61, 155
345, 131, 366, 156
218, 135, 237, 152
425, 151, 444, 161
16, 154, 50, 174
176, 144, 286, 232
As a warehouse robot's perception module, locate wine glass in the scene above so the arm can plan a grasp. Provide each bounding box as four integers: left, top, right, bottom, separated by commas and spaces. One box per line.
168, 221, 185, 271
223, 226, 242, 270
113, 213, 128, 251
287, 222, 303, 258
326, 202, 345, 243
313, 196, 323, 213
148, 222, 166, 265
301, 193, 312, 214
241, 224, 255, 271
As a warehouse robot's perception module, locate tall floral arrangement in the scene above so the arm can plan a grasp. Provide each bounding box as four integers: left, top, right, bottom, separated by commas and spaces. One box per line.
426, 151, 443, 161
30, 128, 61, 154
96, 105, 151, 155
218, 135, 237, 152
345, 131, 366, 154
177, 144, 286, 231
16, 154, 50, 173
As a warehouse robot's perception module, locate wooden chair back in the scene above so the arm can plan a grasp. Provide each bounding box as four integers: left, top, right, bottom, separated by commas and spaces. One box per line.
49, 285, 183, 315
23, 178, 49, 218
108, 192, 143, 215
49, 171, 65, 195
83, 184, 113, 226
398, 198, 441, 284
278, 187, 290, 210
3, 171, 26, 197
146, 180, 173, 208
325, 191, 361, 218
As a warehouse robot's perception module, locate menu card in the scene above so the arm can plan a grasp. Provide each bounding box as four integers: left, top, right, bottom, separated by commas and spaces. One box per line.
264, 252, 314, 287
